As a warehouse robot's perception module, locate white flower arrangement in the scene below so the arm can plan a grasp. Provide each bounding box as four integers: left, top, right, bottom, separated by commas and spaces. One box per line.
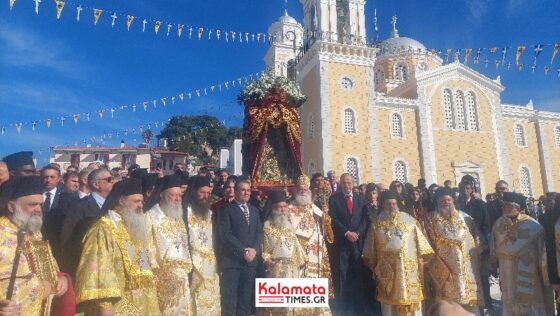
238, 72, 307, 107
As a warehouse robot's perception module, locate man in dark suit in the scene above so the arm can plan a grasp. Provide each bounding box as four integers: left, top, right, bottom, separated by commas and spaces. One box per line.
40, 165, 63, 214
328, 173, 369, 315
59, 168, 114, 278
218, 178, 263, 316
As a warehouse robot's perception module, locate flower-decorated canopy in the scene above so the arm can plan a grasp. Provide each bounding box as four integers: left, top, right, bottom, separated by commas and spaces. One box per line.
238, 72, 307, 107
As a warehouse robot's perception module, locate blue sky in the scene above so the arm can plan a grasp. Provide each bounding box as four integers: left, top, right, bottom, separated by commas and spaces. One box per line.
0, 0, 558, 165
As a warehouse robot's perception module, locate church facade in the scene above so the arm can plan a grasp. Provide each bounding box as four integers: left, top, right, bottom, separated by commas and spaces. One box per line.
264, 1, 560, 197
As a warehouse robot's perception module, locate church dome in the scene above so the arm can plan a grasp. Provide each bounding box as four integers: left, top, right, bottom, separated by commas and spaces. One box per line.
380, 16, 426, 55
381, 36, 426, 54
278, 10, 298, 24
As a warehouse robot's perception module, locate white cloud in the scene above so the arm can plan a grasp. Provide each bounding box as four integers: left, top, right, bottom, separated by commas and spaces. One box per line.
465, 0, 491, 24
0, 19, 91, 77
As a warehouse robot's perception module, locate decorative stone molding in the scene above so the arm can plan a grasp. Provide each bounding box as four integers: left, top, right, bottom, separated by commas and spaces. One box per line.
366, 66, 382, 182
535, 119, 554, 192
452, 160, 487, 196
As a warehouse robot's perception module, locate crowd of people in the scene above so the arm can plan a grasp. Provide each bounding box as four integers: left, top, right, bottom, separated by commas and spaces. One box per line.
0, 150, 559, 316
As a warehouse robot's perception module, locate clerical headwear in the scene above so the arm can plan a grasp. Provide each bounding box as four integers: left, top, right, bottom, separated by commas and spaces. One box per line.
501, 192, 525, 209
434, 187, 456, 201
189, 176, 211, 190
2, 151, 34, 171
8, 176, 43, 200
268, 190, 287, 205
161, 175, 184, 191
141, 174, 159, 193
130, 168, 148, 179
297, 175, 311, 188
101, 178, 143, 214
380, 190, 398, 204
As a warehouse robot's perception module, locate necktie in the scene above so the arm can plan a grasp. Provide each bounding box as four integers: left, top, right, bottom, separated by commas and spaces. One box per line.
346, 194, 353, 216
44, 192, 52, 213
241, 204, 250, 225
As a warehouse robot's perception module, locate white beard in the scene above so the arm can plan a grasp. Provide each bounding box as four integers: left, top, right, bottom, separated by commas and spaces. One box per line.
160, 201, 183, 220
438, 205, 454, 217
121, 206, 149, 246
294, 192, 313, 206
12, 203, 42, 233
271, 212, 294, 231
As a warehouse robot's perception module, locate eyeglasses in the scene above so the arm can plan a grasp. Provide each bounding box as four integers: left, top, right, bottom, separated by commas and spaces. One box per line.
97, 176, 114, 183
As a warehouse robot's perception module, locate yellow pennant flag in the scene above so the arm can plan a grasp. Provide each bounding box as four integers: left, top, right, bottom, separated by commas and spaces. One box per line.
155, 21, 161, 34
515, 46, 526, 65
93, 9, 103, 26
127, 15, 134, 31
9, 0, 15, 10
489, 47, 498, 53
55, 1, 65, 19
268, 33, 272, 42
224, 82, 229, 90
216, 29, 221, 40
464, 48, 472, 64
179, 93, 184, 101
257, 33, 261, 42
210, 85, 215, 92
495, 60, 500, 69
143, 102, 148, 111
196, 89, 200, 97
161, 98, 167, 106
46, 119, 52, 128
245, 32, 249, 43
518, 63, 523, 71
232, 31, 236, 42
98, 111, 104, 119
15, 123, 22, 134
198, 27, 204, 40
73, 114, 79, 124
178, 24, 184, 37
551, 43, 560, 64
544, 66, 550, 75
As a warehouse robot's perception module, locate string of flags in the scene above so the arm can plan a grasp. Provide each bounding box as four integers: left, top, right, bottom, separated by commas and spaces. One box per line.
8, 0, 273, 44
0, 71, 263, 136
420, 43, 560, 76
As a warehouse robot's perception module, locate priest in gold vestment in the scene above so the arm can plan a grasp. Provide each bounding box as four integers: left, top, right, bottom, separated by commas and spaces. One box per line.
289, 175, 332, 316
362, 191, 434, 316
491, 192, 553, 316
146, 175, 193, 316
75, 178, 160, 315
259, 190, 306, 316
0, 176, 69, 316
183, 176, 220, 316
424, 187, 484, 315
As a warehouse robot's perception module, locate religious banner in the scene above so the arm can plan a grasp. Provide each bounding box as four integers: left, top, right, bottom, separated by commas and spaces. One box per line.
238, 72, 306, 190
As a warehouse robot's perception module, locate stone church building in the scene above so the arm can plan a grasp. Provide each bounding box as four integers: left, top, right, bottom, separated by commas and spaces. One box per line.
264, 0, 560, 197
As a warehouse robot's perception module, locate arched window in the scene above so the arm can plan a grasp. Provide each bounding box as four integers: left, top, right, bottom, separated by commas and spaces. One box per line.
443, 89, 455, 129
391, 113, 403, 138
345, 157, 360, 184
519, 167, 533, 197
514, 124, 526, 146
374, 68, 385, 85
554, 126, 560, 148
308, 161, 316, 177
307, 113, 314, 139
343, 108, 356, 133
393, 160, 408, 183
394, 63, 408, 81
454, 90, 467, 130
466, 91, 479, 131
